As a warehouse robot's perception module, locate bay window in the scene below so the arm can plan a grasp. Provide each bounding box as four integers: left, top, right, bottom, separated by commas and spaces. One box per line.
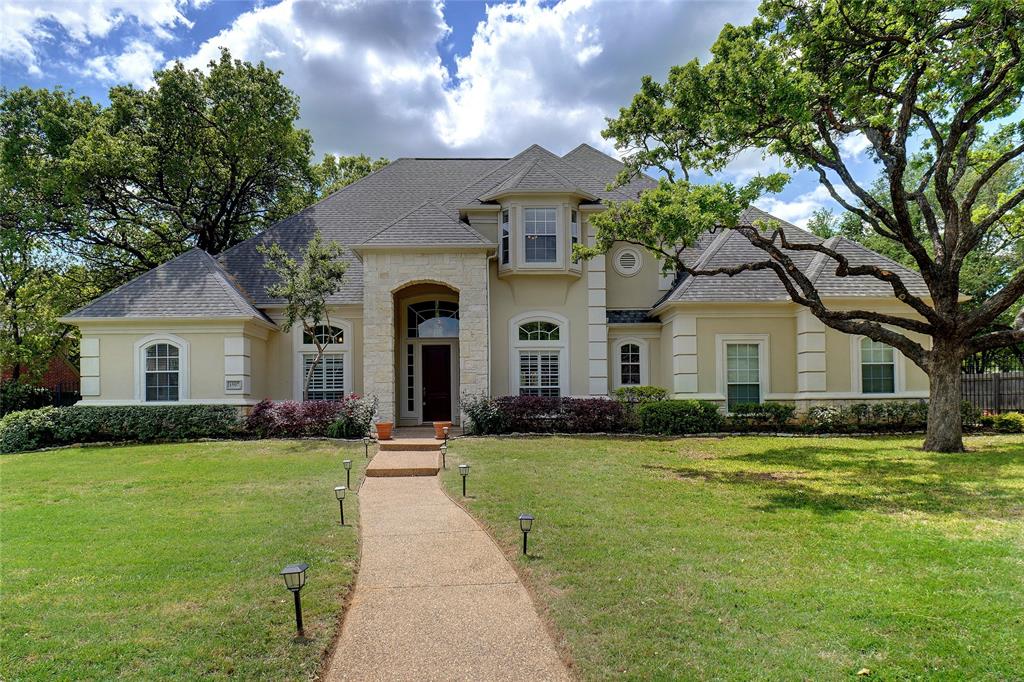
524, 208, 557, 263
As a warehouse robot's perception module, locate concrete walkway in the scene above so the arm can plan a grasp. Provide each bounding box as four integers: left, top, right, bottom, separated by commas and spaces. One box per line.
323, 474, 570, 681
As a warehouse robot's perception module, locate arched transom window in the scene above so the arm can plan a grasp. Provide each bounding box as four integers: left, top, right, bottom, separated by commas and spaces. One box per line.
518, 321, 560, 341
144, 343, 180, 402
408, 300, 459, 338
303, 325, 344, 345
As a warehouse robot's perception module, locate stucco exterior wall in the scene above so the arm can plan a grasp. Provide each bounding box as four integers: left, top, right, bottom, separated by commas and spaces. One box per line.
75, 320, 269, 405
488, 262, 591, 396
605, 244, 664, 310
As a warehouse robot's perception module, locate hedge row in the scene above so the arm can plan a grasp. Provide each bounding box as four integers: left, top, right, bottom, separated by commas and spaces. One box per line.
0, 404, 242, 454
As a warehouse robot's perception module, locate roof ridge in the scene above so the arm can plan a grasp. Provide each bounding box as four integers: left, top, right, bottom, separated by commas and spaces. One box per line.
200, 250, 271, 321
436, 146, 550, 207
807, 235, 840, 284
360, 198, 436, 244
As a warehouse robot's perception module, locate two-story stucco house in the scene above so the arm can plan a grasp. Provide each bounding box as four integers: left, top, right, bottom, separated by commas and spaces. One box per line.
62, 143, 930, 425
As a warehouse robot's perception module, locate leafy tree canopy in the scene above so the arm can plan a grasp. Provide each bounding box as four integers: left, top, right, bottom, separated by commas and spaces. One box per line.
583, 0, 1024, 451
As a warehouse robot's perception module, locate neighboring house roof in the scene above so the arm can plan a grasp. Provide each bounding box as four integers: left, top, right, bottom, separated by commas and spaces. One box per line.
64, 248, 272, 323
64, 143, 930, 319
359, 201, 492, 247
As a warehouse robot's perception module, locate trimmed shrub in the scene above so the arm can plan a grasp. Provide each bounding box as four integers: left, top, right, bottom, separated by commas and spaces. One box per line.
991, 412, 1024, 433
460, 395, 626, 434
462, 393, 505, 435
805, 405, 848, 432
0, 404, 242, 454
728, 402, 797, 431
326, 395, 378, 438
613, 386, 669, 404
243, 395, 377, 439
0, 381, 53, 416
637, 399, 723, 435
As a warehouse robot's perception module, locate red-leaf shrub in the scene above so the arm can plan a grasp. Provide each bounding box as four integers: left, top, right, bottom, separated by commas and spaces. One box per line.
243, 396, 375, 438
466, 395, 626, 434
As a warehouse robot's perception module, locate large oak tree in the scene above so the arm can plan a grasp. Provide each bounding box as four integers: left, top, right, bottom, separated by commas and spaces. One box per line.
583, 0, 1024, 452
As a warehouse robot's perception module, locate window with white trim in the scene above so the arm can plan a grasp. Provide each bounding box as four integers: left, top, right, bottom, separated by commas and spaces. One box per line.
619, 343, 641, 386
519, 352, 560, 397
144, 343, 180, 402
302, 354, 345, 401
570, 209, 579, 262
500, 209, 510, 265
860, 338, 895, 393
303, 324, 344, 345
524, 207, 557, 263
511, 313, 568, 397
726, 343, 761, 411
518, 321, 560, 341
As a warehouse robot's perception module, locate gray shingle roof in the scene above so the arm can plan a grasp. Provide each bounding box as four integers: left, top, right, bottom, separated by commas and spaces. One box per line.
65, 249, 272, 322
479, 158, 596, 201
360, 201, 492, 246
663, 209, 929, 303
65, 143, 931, 318
562, 143, 659, 197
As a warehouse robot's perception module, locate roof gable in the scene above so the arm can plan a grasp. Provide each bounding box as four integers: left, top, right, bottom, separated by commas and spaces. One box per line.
478, 158, 596, 201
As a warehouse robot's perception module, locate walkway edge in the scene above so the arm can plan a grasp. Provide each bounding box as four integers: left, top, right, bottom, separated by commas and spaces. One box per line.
437, 476, 577, 678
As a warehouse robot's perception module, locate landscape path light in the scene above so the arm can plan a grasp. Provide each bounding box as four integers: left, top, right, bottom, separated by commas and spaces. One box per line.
280, 562, 309, 639
363, 436, 371, 458
442, 425, 449, 447
518, 514, 534, 555
343, 459, 352, 488
440, 444, 447, 469
334, 486, 347, 525
459, 463, 470, 497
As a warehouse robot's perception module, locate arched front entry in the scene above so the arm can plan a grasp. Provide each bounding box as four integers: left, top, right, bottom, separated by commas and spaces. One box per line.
394, 282, 460, 425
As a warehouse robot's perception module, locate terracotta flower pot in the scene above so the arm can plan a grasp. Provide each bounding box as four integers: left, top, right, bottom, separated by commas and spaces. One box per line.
433, 421, 452, 440
375, 421, 393, 441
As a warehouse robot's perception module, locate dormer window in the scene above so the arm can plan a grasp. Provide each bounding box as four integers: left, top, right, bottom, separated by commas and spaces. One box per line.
524, 208, 557, 263
571, 210, 579, 262
500, 209, 510, 265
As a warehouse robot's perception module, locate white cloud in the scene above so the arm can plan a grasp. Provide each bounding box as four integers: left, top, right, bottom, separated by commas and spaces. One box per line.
83, 40, 165, 88
178, 0, 451, 158
758, 184, 855, 228
172, 0, 758, 159
0, 0, 191, 75
436, 0, 759, 156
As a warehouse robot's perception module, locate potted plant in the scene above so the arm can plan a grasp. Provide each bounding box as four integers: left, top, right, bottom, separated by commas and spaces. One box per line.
375, 421, 393, 440
433, 421, 452, 440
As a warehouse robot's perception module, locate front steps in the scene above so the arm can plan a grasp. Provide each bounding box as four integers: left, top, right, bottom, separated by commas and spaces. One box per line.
366, 437, 444, 477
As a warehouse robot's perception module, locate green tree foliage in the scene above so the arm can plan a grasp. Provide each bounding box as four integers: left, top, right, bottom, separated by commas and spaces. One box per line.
257, 232, 348, 401
64, 49, 314, 273
0, 88, 99, 381
584, 0, 1024, 451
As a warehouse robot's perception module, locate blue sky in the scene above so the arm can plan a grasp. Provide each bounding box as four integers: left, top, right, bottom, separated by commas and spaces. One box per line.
0, 0, 884, 226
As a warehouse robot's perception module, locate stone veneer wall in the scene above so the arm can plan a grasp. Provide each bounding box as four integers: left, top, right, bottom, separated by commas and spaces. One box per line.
361, 251, 491, 424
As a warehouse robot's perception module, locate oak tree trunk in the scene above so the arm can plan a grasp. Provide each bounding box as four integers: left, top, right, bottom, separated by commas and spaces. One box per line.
923, 342, 965, 453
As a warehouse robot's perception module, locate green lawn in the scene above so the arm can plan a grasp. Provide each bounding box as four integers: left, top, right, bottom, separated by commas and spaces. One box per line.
1, 440, 365, 681
442, 434, 1024, 680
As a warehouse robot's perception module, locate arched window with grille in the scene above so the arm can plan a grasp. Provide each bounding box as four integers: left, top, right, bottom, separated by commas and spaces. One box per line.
134, 334, 189, 402
613, 338, 648, 388
510, 312, 569, 397
407, 300, 459, 338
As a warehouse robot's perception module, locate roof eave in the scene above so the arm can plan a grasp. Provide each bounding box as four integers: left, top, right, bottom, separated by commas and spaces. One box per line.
60, 314, 277, 330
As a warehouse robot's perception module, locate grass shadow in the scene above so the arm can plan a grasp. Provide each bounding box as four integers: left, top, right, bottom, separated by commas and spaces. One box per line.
645, 440, 1024, 518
